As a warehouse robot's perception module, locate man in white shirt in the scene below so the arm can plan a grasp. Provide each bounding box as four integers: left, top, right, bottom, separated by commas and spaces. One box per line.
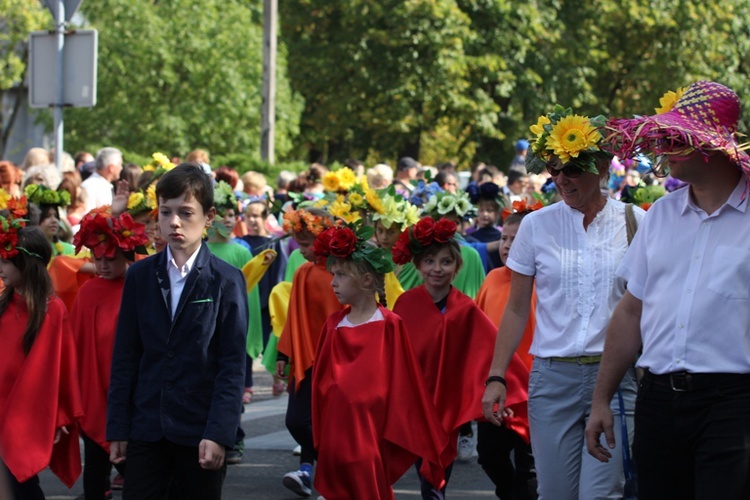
81, 147, 122, 212
587, 81, 750, 499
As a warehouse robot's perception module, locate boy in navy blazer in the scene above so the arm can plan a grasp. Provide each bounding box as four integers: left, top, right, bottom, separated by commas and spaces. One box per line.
107, 163, 249, 499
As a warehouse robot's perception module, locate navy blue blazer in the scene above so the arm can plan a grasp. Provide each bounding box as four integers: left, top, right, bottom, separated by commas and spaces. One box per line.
106, 242, 249, 449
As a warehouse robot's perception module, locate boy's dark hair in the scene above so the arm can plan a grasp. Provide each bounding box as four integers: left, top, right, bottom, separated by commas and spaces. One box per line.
156, 163, 213, 213
413, 240, 463, 275
507, 170, 528, 186
504, 210, 532, 227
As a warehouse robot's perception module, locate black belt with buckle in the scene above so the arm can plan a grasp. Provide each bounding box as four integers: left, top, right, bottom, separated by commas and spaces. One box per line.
644, 370, 750, 392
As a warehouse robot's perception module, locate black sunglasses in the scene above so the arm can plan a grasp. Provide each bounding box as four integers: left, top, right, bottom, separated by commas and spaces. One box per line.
546, 163, 584, 179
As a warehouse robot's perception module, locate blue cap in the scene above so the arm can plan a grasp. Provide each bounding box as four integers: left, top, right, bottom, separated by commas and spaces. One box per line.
515, 139, 530, 151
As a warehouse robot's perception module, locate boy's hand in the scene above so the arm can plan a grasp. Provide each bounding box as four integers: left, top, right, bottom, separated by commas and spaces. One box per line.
110, 440, 128, 464
198, 439, 225, 470
275, 360, 288, 380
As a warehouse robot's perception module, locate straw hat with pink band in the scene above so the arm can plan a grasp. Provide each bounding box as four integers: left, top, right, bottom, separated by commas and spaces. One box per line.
604, 81, 750, 175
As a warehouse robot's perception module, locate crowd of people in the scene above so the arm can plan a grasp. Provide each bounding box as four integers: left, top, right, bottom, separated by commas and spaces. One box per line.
1, 79, 748, 500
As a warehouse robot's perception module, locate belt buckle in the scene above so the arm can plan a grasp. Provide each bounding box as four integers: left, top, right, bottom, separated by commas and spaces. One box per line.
669, 372, 691, 392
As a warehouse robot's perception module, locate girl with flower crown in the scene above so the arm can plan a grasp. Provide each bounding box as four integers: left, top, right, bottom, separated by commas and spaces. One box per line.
0, 208, 83, 499
391, 217, 529, 498
311, 223, 448, 500
70, 208, 149, 499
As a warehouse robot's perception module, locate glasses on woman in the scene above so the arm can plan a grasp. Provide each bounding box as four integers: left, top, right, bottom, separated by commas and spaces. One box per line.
546, 163, 584, 179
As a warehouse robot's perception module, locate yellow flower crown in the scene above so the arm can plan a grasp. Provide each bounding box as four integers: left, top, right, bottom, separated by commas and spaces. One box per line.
527, 105, 609, 174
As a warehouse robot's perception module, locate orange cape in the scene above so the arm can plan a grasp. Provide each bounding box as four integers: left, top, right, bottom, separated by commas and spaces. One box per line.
0, 296, 83, 487
393, 286, 530, 464
277, 261, 342, 384
475, 266, 536, 370
48, 255, 94, 311
70, 277, 124, 453
312, 308, 448, 499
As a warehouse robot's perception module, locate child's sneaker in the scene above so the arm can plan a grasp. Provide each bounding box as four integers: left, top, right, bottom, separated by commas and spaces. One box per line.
456, 435, 476, 462
283, 469, 312, 497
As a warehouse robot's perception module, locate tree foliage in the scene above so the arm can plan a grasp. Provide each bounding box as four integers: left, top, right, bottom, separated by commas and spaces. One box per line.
64, 0, 303, 161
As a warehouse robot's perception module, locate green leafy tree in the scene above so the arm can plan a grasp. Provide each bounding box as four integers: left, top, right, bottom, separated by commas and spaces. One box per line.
64, 0, 303, 161
0, 0, 50, 158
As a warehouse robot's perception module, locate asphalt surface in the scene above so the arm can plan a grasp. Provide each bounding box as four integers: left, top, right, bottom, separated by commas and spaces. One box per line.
39, 361, 497, 499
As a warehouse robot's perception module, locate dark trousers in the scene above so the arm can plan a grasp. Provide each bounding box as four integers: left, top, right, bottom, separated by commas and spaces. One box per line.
476, 422, 537, 500
286, 367, 316, 465
414, 459, 454, 499
634, 372, 750, 500
122, 439, 226, 500
1, 460, 44, 500
82, 433, 126, 500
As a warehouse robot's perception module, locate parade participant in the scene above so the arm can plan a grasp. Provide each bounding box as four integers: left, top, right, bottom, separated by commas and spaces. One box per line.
107, 163, 249, 500
587, 81, 750, 499
70, 208, 149, 500
475, 205, 540, 500
0, 200, 83, 499
311, 222, 448, 500
276, 207, 340, 497
26, 183, 75, 256
466, 181, 506, 270
482, 106, 643, 499
392, 217, 528, 498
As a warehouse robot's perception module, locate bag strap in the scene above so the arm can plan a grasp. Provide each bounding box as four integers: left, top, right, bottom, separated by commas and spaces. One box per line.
618, 388, 634, 482
625, 203, 638, 246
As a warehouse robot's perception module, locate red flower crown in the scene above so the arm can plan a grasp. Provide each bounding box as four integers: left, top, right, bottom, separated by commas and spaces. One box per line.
392, 216, 457, 265
73, 207, 150, 259
313, 222, 394, 274
0, 196, 29, 260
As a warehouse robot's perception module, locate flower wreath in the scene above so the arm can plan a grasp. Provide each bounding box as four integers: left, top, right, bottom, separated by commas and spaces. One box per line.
73, 207, 150, 259
527, 105, 609, 175
127, 184, 157, 217
391, 216, 458, 265
313, 221, 394, 275
371, 193, 421, 230
501, 199, 545, 221
142, 152, 176, 182
25, 183, 71, 208
0, 192, 29, 260
282, 208, 336, 237
422, 190, 475, 220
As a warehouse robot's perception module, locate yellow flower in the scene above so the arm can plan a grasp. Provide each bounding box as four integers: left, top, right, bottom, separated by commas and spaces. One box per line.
337, 167, 357, 190
0, 189, 10, 210
365, 189, 385, 214
348, 192, 364, 207
655, 87, 686, 114
329, 199, 352, 219
127, 192, 145, 210
402, 203, 420, 227
339, 210, 361, 224
322, 172, 341, 192
146, 184, 157, 209
530, 115, 551, 137
546, 115, 602, 164
312, 199, 329, 208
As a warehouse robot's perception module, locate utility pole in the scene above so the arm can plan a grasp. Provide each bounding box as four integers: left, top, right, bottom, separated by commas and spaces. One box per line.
53, 0, 65, 173
261, 0, 277, 164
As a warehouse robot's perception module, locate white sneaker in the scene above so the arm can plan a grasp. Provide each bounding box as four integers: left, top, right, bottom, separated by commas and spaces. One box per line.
456, 435, 476, 462
283, 470, 312, 497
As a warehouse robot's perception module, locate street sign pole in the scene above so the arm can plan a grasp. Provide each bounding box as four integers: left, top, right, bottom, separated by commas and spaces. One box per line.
261, 0, 277, 164
54, 0, 65, 173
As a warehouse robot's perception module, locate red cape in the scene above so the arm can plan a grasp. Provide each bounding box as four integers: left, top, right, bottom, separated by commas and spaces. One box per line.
0, 295, 83, 487
312, 307, 448, 499
70, 277, 124, 453
393, 286, 530, 462
475, 266, 536, 370
277, 261, 342, 384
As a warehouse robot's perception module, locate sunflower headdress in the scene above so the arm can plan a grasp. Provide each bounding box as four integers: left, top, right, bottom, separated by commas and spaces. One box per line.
127, 184, 157, 218
0, 190, 28, 260
141, 152, 176, 184
316, 172, 386, 223
527, 105, 609, 175
313, 219, 394, 275
25, 183, 71, 208
73, 207, 149, 259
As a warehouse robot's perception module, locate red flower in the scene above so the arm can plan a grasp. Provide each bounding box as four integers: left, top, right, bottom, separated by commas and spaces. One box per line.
0, 230, 19, 259
328, 227, 358, 258
392, 231, 413, 265
115, 212, 149, 251
433, 218, 457, 243
412, 217, 436, 245
313, 227, 336, 258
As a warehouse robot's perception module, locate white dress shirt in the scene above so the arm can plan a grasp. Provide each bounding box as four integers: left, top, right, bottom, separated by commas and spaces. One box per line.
81, 171, 114, 212
166, 244, 202, 319
618, 177, 750, 374
507, 198, 645, 357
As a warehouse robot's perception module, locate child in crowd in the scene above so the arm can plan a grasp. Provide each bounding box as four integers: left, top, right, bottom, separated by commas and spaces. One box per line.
466, 182, 504, 270
275, 207, 341, 497
392, 217, 529, 498
475, 207, 538, 500
107, 164, 249, 500
311, 223, 448, 499
0, 203, 83, 499
70, 209, 149, 499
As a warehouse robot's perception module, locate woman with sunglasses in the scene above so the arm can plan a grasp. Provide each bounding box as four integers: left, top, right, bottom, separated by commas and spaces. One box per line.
481, 108, 644, 499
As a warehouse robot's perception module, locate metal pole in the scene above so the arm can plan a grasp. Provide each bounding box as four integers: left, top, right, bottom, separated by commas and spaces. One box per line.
54, 0, 65, 172
261, 0, 277, 164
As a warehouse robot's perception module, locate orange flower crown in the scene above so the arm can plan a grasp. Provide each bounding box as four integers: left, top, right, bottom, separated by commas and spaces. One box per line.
0, 194, 29, 260
501, 200, 545, 221
282, 208, 336, 237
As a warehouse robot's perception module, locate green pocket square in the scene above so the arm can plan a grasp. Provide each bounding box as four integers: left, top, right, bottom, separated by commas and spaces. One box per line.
190, 298, 214, 304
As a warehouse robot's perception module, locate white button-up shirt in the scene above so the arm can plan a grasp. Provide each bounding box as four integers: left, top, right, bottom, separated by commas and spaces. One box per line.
618, 177, 750, 374
508, 198, 645, 357
166, 245, 201, 319
81, 171, 114, 212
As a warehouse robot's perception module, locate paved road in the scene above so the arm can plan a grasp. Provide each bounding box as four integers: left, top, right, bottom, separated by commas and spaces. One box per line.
39, 362, 497, 499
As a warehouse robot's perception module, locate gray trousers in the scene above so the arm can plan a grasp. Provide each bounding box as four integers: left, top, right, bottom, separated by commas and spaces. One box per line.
528, 357, 637, 500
